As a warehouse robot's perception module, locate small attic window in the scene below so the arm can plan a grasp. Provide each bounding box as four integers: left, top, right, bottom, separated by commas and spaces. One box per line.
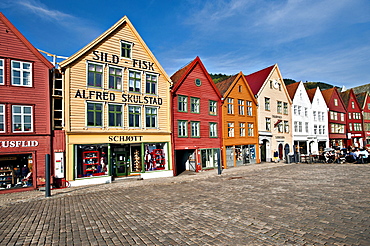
121, 40, 132, 59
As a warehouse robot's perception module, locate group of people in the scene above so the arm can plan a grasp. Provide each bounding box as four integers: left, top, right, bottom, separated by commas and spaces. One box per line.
346, 147, 369, 164
319, 146, 369, 164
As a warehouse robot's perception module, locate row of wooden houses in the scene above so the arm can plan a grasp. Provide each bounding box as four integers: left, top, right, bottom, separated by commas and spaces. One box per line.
1, 13, 369, 192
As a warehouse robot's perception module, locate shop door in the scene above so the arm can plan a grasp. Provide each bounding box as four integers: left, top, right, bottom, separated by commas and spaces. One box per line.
115, 152, 130, 176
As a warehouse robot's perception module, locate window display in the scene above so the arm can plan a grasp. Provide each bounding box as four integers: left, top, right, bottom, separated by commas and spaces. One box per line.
144, 143, 166, 171
0, 154, 33, 189
76, 145, 108, 178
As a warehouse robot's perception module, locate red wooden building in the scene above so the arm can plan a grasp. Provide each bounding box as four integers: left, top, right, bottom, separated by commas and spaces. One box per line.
356, 91, 370, 148
340, 89, 364, 148
0, 13, 54, 192
171, 57, 222, 175
322, 88, 347, 149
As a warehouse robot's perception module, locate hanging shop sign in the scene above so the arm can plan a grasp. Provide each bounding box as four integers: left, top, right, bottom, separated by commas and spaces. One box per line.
108, 135, 143, 142
74, 89, 163, 106
0, 140, 39, 148
92, 50, 155, 71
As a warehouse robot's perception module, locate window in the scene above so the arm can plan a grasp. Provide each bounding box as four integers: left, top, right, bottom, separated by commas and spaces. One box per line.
0, 104, 4, 132
368, 103, 370, 110
227, 98, 234, 114
129, 70, 141, 92
351, 101, 355, 109
294, 121, 298, 132
304, 107, 308, 117
145, 107, 157, 128
11, 61, 32, 87
265, 97, 270, 111
238, 99, 245, 115
349, 123, 353, 131
0, 59, 4, 85
318, 125, 322, 134
238, 85, 242, 92
239, 122, 245, 137
128, 106, 141, 128
178, 96, 188, 112
277, 121, 283, 133
209, 123, 217, 137
298, 122, 302, 132
191, 121, 200, 137
228, 122, 234, 137
313, 111, 317, 121
246, 101, 253, 116
178, 120, 188, 137
145, 73, 157, 94
340, 113, 344, 122
248, 123, 254, 136
322, 125, 326, 134
209, 100, 217, 115
108, 104, 122, 127
334, 98, 338, 106
12, 105, 32, 132
277, 101, 282, 114
87, 62, 103, 87
294, 105, 297, 115
305, 122, 309, 133
330, 123, 344, 133
298, 106, 302, 116
266, 118, 271, 131
348, 113, 352, 119
121, 41, 132, 58
284, 121, 289, 133
283, 102, 288, 115
354, 123, 362, 131
108, 66, 123, 90
191, 97, 200, 113
87, 102, 102, 127
314, 125, 317, 134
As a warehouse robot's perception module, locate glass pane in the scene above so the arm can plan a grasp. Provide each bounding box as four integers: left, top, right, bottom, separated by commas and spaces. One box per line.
95, 74, 102, 87
88, 64, 94, 71
24, 107, 31, 114
13, 106, 21, 114
116, 114, 122, 126
88, 73, 94, 86
13, 124, 22, 131
109, 76, 114, 88
87, 112, 94, 125
12, 61, 20, 68
109, 105, 114, 111
96, 65, 103, 72
0, 106, 3, 113
95, 104, 102, 111
23, 72, 31, 85
14, 115, 21, 123
87, 103, 94, 110
0, 60, 2, 66
96, 112, 102, 126
109, 113, 114, 126
116, 69, 122, 76
24, 124, 31, 131
24, 115, 31, 123
117, 77, 122, 89
23, 63, 30, 70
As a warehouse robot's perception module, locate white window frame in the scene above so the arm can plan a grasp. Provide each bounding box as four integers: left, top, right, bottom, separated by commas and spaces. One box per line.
240, 122, 245, 137
178, 120, 188, 137
227, 98, 234, 114
0, 59, 4, 85
0, 104, 5, 132
209, 122, 217, 138
228, 122, 235, 137
12, 105, 33, 132
11, 60, 32, 87
238, 99, 245, 115
191, 121, 200, 138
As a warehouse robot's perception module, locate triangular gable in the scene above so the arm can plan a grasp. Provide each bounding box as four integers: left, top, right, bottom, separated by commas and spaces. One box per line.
342, 89, 361, 110
286, 82, 300, 101
306, 87, 318, 103
216, 72, 257, 105
170, 56, 222, 99
0, 12, 53, 69
340, 90, 351, 107
59, 15, 170, 83
322, 87, 346, 111
355, 92, 368, 109
245, 65, 275, 95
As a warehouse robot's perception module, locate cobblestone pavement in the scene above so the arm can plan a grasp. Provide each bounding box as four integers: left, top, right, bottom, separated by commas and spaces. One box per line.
0, 162, 369, 245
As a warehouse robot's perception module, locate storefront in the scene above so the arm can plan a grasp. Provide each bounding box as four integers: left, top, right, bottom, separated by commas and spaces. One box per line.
225, 145, 256, 167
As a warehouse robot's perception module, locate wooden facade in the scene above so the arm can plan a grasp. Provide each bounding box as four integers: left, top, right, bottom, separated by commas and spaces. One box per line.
59, 16, 172, 185
0, 13, 54, 192
356, 91, 370, 148
216, 72, 260, 168
171, 57, 222, 175
322, 88, 347, 148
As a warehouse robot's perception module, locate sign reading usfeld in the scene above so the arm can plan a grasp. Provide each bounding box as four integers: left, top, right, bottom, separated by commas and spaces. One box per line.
0, 140, 39, 148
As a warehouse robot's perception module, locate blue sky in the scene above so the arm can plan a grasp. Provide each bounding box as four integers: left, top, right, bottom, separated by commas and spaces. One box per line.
1, 0, 370, 88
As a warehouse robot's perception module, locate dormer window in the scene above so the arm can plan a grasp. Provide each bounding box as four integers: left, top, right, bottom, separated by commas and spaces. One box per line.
121, 41, 132, 59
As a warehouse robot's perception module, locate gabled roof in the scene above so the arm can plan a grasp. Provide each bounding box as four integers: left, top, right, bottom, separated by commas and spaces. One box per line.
356, 91, 368, 108
0, 12, 53, 69
245, 64, 275, 95
215, 74, 238, 96
59, 15, 170, 82
322, 87, 346, 109
285, 82, 300, 100
170, 56, 222, 99
340, 90, 351, 107
306, 87, 318, 103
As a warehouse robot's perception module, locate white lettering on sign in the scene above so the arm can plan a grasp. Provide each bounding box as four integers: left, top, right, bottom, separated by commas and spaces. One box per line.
0, 141, 39, 148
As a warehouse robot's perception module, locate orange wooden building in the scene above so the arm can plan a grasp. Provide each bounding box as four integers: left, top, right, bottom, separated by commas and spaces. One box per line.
216, 72, 260, 167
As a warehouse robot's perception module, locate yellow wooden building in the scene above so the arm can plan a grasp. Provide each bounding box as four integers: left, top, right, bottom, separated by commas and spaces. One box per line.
59, 16, 172, 186
216, 72, 260, 168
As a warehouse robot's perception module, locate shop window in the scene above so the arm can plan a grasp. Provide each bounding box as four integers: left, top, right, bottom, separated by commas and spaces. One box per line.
209, 122, 217, 138
145, 107, 157, 128
0, 104, 4, 132
87, 102, 102, 127
178, 120, 188, 137
108, 104, 122, 127
145, 73, 157, 94
11, 60, 32, 87
12, 105, 32, 132
238, 99, 245, 115
0, 154, 33, 189
144, 143, 167, 171
201, 149, 219, 169
228, 122, 234, 137
191, 97, 200, 113
0, 59, 3, 85
209, 100, 217, 115
87, 62, 103, 87
240, 122, 245, 137
248, 123, 254, 136
108, 66, 123, 90
76, 145, 108, 178
128, 105, 141, 128
121, 41, 132, 59
191, 121, 200, 138
178, 95, 188, 112
246, 101, 253, 116
129, 70, 141, 93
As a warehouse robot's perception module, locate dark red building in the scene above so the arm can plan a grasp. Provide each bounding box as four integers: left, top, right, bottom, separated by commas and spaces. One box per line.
171, 57, 222, 175
0, 13, 54, 192
322, 88, 347, 149
356, 91, 370, 148
340, 89, 364, 148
